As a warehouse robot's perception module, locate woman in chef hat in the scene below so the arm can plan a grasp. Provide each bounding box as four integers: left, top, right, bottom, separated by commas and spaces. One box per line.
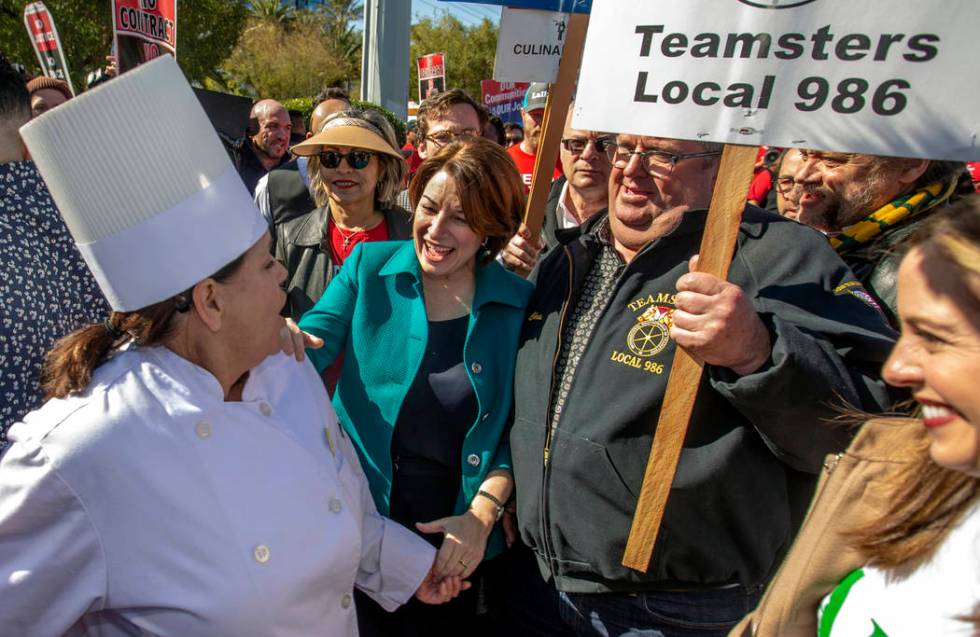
0, 57, 464, 636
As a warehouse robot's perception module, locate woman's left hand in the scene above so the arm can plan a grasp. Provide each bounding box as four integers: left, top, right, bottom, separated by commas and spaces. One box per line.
279, 318, 324, 362
416, 509, 494, 580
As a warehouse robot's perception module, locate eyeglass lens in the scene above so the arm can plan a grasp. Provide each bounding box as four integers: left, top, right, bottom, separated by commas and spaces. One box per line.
321, 150, 372, 169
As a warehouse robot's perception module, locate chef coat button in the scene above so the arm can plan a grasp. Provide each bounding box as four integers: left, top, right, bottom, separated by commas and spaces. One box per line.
253, 544, 270, 563
195, 420, 211, 439
328, 497, 343, 513
341, 593, 353, 609
259, 402, 272, 417
467, 453, 481, 467
470, 361, 482, 374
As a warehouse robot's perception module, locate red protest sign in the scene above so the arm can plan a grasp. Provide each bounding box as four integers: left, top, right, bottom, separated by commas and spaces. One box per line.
480, 80, 529, 125
112, 0, 178, 74
23, 2, 75, 95
417, 53, 446, 103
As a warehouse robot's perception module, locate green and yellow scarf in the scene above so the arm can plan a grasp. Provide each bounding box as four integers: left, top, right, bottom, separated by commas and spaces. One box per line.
831, 179, 958, 254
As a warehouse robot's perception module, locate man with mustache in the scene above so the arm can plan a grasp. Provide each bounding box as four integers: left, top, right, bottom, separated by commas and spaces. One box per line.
794, 149, 965, 324
237, 98, 292, 195
507, 133, 898, 635
501, 101, 614, 276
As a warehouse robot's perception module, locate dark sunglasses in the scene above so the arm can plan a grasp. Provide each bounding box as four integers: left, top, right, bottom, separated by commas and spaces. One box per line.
319, 149, 374, 169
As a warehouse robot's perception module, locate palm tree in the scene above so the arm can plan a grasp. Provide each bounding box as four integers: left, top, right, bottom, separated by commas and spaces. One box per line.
249, 0, 295, 24
312, 0, 363, 79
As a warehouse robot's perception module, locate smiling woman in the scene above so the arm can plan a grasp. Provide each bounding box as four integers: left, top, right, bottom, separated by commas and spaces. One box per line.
296, 137, 531, 636
735, 195, 980, 637
275, 109, 412, 321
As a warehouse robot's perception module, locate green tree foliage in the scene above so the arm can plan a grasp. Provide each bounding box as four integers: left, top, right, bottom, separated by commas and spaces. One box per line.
249, 0, 295, 23
282, 94, 405, 147
219, 17, 349, 100
409, 13, 497, 103
219, 0, 362, 100
0, 1, 247, 91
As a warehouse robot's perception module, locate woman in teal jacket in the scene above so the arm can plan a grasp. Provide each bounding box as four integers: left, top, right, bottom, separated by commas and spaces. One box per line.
297, 137, 531, 636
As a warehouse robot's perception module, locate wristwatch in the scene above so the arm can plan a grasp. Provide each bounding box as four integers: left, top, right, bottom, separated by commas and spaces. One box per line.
474, 489, 506, 521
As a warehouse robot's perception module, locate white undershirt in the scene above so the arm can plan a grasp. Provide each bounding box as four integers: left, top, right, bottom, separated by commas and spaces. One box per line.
818, 503, 980, 636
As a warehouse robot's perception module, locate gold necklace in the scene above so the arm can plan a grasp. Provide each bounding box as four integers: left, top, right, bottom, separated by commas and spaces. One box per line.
334, 221, 359, 250
440, 279, 472, 314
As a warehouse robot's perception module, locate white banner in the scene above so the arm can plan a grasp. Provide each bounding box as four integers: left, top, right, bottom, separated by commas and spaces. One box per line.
494, 7, 567, 82
574, 0, 980, 161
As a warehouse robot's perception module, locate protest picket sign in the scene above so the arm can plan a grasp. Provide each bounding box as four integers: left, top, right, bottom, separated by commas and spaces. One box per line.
571, 0, 980, 572
494, 7, 568, 83
112, 0, 177, 74
23, 2, 75, 95
521, 11, 588, 245
481, 80, 530, 125
452, 0, 591, 13
418, 53, 446, 103
443, 0, 590, 244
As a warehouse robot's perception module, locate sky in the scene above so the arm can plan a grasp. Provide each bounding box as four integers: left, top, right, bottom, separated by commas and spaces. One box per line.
410, 0, 502, 26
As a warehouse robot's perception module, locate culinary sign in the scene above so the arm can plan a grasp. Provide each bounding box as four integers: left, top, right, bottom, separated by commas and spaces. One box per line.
112, 0, 177, 74
574, 0, 980, 161
23, 2, 74, 94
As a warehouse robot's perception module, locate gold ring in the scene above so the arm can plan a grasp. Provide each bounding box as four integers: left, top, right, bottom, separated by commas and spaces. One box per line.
458, 559, 468, 568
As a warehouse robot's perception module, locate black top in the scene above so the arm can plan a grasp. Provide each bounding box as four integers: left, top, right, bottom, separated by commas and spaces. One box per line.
512, 209, 899, 593
389, 315, 477, 542
393, 315, 476, 472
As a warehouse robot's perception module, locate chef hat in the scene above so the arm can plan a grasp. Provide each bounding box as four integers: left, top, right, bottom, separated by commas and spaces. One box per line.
19, 56, 267, 312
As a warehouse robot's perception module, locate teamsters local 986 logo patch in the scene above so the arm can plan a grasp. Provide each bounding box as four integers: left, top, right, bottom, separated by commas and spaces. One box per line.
610, 292, 677, 375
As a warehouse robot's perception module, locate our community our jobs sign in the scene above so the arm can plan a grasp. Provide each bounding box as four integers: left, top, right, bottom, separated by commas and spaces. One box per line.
574, 0, 980, 161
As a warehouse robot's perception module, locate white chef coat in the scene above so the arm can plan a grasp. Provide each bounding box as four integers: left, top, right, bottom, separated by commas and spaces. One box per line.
0, 345, 435, 636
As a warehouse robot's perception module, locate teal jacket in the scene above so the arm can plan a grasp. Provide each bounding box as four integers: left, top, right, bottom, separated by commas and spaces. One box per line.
298, 240, 532, 558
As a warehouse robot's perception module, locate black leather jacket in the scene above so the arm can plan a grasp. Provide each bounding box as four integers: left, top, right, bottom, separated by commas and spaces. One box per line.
275, 206, 412, 320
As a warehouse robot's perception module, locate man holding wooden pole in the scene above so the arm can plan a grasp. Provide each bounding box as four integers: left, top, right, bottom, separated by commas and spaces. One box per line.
507, 131, 898, 635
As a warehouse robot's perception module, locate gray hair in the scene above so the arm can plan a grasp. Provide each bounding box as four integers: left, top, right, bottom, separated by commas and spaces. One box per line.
308, 108, 406, 210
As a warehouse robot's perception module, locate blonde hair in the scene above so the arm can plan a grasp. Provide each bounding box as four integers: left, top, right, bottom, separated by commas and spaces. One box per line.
307, 109, 406, 211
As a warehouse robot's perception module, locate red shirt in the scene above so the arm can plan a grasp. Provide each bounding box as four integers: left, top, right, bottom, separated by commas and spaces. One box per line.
747, 167, 773, 204
507, 143, 562, 191
967, 162, 980, 192
403, 144, 423, 176
323, 217, 390, 394
326, 217, 389, 266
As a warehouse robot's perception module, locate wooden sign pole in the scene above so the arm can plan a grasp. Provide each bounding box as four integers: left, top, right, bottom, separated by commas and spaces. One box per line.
522, 12, 589, 244
621, 143, 759, 572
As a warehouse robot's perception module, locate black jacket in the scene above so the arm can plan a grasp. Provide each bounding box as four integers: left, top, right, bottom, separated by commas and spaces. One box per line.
267, 159, 316, 229
275, 206, 412, 320
539, 177, 566, 253
511, 208, 898, 594
842, 214, 933, 327
234, 137, 289, 196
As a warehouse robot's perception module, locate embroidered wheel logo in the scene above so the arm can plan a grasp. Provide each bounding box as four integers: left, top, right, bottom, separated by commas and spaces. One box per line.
627, 321, 669, 358
737, 0, 817, 8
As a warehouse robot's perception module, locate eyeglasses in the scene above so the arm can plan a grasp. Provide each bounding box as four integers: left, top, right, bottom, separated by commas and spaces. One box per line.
560, 136, 616, 155
424, 129, 478, 147
605, 145, 722, 176
774, 176, 798, 194
319, 149, 374, 170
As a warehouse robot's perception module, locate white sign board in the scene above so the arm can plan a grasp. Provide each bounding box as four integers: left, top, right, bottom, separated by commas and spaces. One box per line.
574, 0, 980, 161
494, 7, 567, 82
